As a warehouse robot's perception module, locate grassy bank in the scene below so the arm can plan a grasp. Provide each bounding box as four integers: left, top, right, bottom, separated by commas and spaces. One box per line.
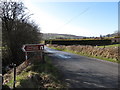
98, 44, 120, 48
49, 46, 119, 63
4, 56, 66, 89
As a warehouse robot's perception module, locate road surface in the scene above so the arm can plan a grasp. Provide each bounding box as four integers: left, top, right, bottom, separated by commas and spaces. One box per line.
45, 47, 118, 88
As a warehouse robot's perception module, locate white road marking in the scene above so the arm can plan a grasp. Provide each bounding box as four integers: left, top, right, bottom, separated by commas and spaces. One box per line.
83, 82, 105, 87
57, 54, 71, 59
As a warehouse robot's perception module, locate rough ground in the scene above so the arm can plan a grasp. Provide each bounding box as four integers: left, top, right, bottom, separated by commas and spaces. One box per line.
3, 56, 64, 89
45, 47, 118, 88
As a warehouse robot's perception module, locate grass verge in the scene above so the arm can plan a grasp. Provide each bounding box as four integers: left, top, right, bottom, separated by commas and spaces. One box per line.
98, 44, 120, 48
4, 55, 66, 89
49, 46, 119, 63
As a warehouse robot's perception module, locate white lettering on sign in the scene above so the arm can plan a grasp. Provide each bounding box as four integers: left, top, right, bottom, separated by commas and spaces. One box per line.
40, 46, 44, 50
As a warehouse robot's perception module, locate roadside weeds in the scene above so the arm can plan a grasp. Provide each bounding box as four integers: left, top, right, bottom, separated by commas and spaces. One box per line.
3, 55, 66, 89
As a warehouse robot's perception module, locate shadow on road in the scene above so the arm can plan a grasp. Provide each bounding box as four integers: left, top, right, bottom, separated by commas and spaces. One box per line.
63, 69, 118, 88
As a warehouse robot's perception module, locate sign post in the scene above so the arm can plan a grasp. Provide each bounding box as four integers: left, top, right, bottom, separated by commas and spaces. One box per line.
22, 44, 44, 61
25, 52, 28, 60
13, 64, 16, 89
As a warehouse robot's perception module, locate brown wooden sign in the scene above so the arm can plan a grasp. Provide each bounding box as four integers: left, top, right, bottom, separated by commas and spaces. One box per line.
22, 44, 44, 52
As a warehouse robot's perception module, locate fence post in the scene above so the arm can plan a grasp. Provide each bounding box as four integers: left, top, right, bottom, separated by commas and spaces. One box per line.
25, 52, 28, 60
13, 64, 16, 89
42, 51, 45, 63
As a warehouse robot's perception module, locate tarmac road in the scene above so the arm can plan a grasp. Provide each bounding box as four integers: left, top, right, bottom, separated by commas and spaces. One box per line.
45, 47, 119, 88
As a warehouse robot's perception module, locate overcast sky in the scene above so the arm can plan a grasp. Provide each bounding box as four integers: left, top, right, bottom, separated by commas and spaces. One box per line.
22, 0, 118, 37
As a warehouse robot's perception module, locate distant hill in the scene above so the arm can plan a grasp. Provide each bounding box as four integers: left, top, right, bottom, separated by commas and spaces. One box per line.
41, 32, 119, 40
42, 33, 84, 40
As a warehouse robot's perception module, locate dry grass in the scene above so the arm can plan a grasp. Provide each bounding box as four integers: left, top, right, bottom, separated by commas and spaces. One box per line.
3, 56, 65, 89
48, 44, 119, 63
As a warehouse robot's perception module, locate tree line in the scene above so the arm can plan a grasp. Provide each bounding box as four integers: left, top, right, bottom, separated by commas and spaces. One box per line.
0, 0, 42, 74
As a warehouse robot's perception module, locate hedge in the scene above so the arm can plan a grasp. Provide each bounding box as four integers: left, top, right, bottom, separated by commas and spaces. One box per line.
45, 39, 112, 46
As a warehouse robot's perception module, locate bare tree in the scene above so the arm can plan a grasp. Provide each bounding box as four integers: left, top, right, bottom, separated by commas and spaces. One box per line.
0, 0, 41, 72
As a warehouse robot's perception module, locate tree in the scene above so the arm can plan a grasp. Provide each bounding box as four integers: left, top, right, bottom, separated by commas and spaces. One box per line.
100, 35, 103, 39
0, 0, 41, 72
113, 30, 120, 37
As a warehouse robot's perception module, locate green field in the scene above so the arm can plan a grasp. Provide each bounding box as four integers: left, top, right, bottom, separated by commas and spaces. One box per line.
98, 44, 120, 48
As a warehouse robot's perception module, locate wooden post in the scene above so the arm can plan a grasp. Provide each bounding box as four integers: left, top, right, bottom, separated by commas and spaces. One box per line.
13, 64, 16, 89
42, 51, 45, 63
25, 52, 28, 60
